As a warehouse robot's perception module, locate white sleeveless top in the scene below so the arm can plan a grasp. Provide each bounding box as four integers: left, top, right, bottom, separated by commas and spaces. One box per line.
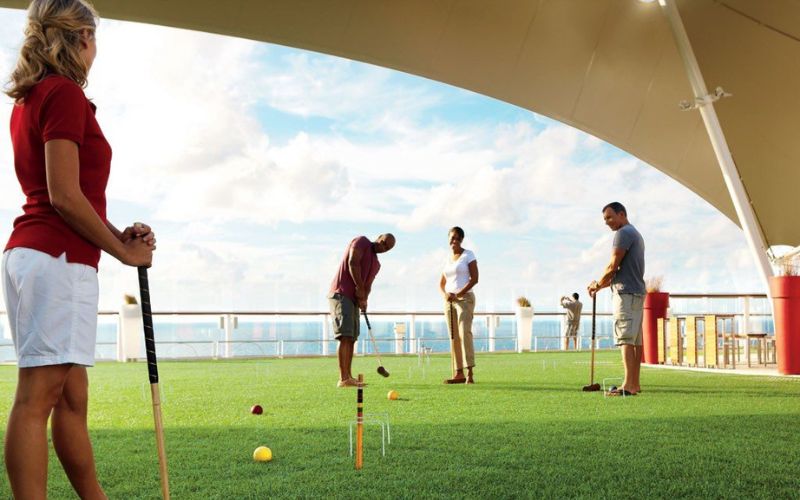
442, 249, 476, 294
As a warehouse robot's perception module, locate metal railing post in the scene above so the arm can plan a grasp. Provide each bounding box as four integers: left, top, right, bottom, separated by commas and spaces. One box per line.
743, 296, 751, 335
322, 314, 330, 356
224, 314, 239, 358
409, 314, 417, 354
116, 313, 124, 362
488, 315, 496, 353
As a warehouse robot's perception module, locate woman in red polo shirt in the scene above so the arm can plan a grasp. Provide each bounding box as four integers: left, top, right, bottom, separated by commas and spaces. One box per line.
2, 1, 155, 497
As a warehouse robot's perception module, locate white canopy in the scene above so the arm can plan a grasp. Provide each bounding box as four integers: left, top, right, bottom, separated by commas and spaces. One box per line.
2, 0, 798, 247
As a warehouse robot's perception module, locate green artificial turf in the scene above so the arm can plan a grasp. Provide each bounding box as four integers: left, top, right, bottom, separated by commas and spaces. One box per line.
1, 352, 799, 499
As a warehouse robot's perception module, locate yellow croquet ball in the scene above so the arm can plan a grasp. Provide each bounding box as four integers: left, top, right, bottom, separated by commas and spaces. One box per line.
387, 390, 399, 400
253, 446, 273, 462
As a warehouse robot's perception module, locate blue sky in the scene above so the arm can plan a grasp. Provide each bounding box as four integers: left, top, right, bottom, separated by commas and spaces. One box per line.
0, 8, 763, 314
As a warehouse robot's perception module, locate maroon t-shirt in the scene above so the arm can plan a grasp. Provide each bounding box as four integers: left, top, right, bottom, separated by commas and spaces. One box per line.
5, 75, 112, 269
329, 236, 381, 302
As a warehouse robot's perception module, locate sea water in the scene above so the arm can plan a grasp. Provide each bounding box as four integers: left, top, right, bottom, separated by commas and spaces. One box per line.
0, 315, 619, 362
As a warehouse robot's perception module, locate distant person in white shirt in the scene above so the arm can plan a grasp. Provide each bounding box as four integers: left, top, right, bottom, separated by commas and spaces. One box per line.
560, 293, 583, 350
439, 226, 479, 384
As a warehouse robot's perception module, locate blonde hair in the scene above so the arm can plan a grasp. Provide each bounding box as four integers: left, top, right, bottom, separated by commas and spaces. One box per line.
5, 0, 98, 102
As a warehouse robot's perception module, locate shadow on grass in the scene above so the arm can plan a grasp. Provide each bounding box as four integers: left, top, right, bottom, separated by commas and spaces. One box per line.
3, 413, 797, 499
642, 383, 794, 398
400, 382, 574, 393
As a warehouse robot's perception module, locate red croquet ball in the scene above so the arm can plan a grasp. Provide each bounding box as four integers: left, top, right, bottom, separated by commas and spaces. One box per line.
250, 404, 263, 415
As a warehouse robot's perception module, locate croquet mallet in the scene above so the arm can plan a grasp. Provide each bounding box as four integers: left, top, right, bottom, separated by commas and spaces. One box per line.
362, 311, 389, 377
138, 266, 171, 498
448, 302, 457, 378
582, 293, 602, 391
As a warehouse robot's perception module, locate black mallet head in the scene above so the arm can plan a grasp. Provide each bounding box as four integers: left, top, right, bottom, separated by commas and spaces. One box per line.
377, 366, 390, 378
582, 383, 601, 392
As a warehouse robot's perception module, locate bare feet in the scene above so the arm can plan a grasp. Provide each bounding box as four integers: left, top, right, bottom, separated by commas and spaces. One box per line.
337, 378, 366, 388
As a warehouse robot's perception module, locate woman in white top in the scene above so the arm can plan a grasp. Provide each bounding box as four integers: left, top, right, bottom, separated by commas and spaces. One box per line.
439, 226, 479, 384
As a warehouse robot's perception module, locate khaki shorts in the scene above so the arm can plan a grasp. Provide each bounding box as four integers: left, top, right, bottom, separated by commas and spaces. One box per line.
613, 292, 644, 346
328, 292, 359, 340
565, 322, 580, 337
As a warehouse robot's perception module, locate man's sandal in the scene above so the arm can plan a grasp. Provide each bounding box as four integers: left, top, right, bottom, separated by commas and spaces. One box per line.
606, 388, 636, 397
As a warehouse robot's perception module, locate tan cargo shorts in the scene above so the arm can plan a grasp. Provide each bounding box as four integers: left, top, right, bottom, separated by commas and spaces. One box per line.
613, 292, 644, 346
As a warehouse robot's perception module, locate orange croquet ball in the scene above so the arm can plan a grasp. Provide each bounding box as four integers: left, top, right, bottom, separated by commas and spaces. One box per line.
387, 390, 399, 400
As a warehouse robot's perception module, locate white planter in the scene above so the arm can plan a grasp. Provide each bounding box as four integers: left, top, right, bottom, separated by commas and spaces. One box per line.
515, 306, 534, 352
119, 303, 143, 362
393, 322, 407, 355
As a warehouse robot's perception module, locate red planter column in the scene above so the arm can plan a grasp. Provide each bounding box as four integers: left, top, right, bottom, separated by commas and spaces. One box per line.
770, 276, 800, 375
643, 292, 669, 364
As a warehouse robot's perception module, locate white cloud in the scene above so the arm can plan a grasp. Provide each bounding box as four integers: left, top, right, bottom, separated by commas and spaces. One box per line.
152, 133, 353, 225
259, 51, 441, 125
86, 21, 265, 202
0, 10, 25, 212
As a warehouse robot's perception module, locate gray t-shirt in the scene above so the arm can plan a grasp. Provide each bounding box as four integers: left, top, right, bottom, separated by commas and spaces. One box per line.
611, 224, 645, 294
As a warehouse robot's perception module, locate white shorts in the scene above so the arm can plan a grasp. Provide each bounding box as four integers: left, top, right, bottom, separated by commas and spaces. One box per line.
2, 248, 99, 367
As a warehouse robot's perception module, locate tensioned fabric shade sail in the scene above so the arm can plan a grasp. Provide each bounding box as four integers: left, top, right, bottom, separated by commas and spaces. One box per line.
1, 0, 798, 247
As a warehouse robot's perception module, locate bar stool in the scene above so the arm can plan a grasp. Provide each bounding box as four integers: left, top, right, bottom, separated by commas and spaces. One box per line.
745, 333, 768, 367
722, 334, 745, 368
766, 337, 777, 364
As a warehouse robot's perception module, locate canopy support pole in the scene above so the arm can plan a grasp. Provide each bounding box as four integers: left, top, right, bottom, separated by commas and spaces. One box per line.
658, 0, 774, 296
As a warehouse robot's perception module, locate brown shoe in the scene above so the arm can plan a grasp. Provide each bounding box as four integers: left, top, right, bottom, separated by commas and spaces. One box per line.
444, 377, 467, 384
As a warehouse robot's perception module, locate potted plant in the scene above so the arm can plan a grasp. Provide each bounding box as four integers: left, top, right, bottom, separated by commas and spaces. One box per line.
642, 276, 669, 364
770, 256, 800, 375
515, 296, 534, 353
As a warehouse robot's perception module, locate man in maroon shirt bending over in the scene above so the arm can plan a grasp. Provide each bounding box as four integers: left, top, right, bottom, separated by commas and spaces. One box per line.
329, 233, 395, 387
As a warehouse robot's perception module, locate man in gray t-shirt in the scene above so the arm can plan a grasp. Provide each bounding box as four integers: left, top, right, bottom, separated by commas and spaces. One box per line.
587, 202, 646, 396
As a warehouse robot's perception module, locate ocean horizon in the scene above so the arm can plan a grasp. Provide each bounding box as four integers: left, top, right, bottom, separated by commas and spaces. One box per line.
0, 309, 774, 363
1, 316, 611, 363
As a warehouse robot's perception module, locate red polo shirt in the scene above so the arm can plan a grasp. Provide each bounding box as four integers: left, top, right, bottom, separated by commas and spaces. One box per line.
5, 75, 112, 269
329, 236, 381, 302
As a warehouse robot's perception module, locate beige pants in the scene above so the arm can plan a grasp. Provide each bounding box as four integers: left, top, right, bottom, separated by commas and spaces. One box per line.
444, 292, 475, 370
